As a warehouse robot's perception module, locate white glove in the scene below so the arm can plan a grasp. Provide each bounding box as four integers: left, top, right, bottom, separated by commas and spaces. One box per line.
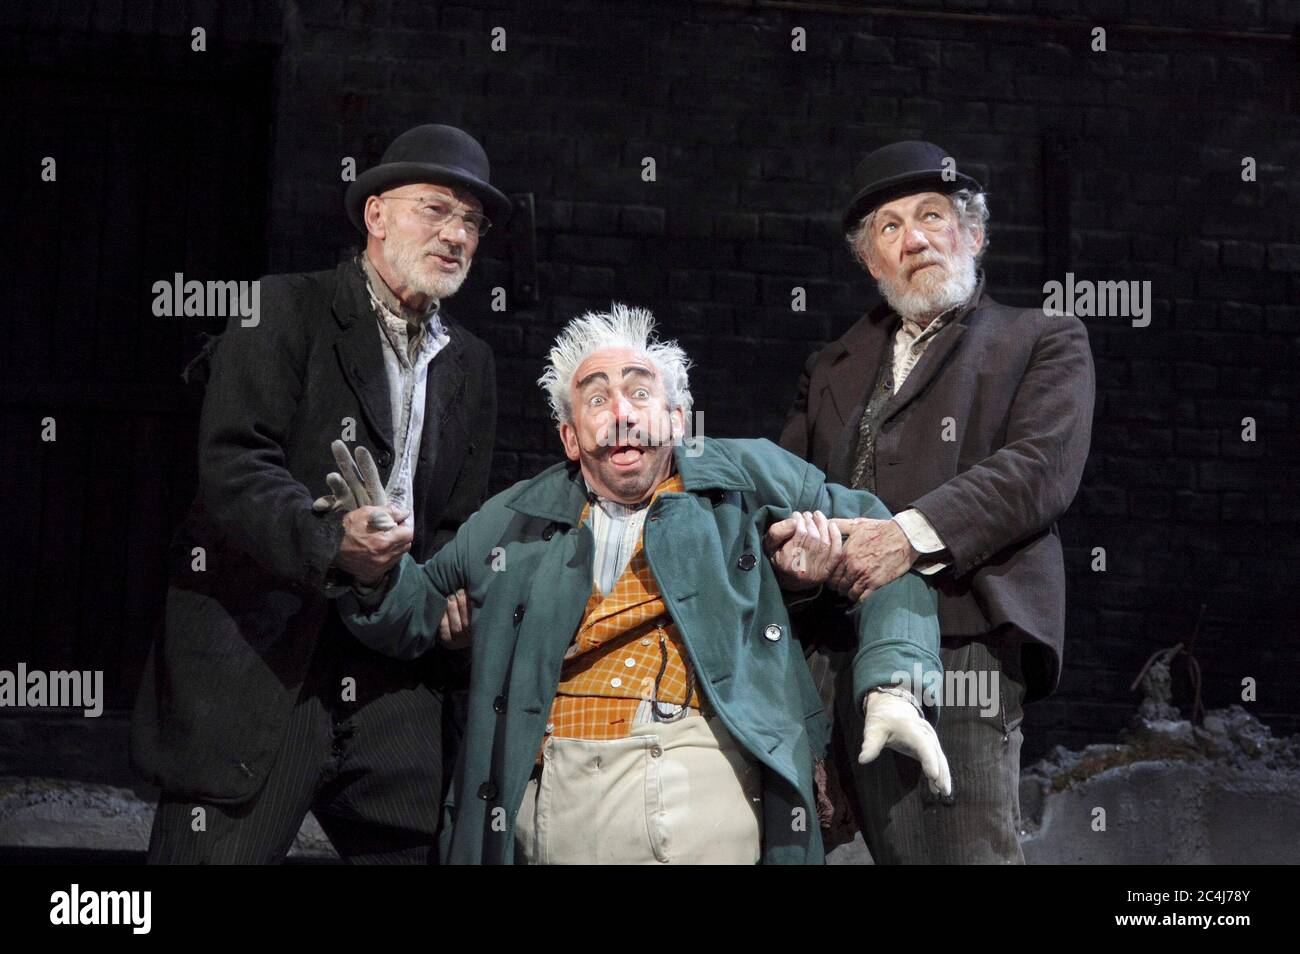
311, 440, 397, 530
860, 688, 953, 797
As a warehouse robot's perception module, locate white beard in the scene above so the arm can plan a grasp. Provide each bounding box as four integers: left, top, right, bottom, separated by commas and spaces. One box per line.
384, 236, 472, 300
876, 244, 978, 325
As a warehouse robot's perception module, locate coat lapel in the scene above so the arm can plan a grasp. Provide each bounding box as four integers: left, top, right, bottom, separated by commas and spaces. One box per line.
411, 323, 470, 518
824, 313, 891, 429
332, 262, 394, 457
881, 320, 967, 424
821, 309, 893, 484
880, 278, 990, 424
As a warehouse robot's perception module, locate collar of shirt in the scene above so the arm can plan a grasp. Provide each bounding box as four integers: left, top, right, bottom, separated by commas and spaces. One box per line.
581, 465, 680, 596
358, 255, 449, 366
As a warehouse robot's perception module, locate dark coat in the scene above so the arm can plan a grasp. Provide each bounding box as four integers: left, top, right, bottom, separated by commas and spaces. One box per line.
779, 281, 1095, 700
130, 260, 497, 801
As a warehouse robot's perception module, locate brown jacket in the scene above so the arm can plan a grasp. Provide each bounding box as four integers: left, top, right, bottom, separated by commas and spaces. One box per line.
779, 280, 1095, 700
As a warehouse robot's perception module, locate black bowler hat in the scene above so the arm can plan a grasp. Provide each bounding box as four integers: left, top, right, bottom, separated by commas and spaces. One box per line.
842, 140, 982, 233
345, 124, 512, 232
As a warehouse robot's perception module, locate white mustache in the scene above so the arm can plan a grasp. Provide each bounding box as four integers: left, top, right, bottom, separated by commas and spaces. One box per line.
426, 246, 463, 264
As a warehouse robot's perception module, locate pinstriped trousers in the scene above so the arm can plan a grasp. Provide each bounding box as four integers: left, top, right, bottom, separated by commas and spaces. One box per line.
811, 636, 1027, 864
146, 614, 451, 864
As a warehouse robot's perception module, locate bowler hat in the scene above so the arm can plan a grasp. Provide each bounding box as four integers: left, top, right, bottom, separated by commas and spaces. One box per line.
842, 140, 982, 232
345, 124, 512, 232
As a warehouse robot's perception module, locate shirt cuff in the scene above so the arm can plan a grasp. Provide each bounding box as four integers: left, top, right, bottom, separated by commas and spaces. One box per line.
892, 509, 950, 576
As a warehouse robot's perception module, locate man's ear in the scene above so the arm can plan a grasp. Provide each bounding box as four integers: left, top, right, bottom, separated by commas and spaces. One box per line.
364, 195, 387, 239
966, 225, 985, 257
668, 405, 686, 442
559, 421, 581, 461
858, 242, 880, 280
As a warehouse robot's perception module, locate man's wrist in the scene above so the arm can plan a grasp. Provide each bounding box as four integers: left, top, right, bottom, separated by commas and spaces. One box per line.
866, 683, 925, 717
892, 509, 950, 575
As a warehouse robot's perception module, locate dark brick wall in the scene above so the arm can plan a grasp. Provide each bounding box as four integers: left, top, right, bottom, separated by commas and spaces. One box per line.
8, 0, 1300, 764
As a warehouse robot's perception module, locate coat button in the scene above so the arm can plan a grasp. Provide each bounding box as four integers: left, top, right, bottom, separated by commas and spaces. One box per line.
477, 781, 498, 801
493, 695, 507, 714
764, 623, 783, 642
513, 604, 526, 624
650, 745, 664, 758
542, 524, 556, 541
737, 553, 757, 571
376, 450, 392, 467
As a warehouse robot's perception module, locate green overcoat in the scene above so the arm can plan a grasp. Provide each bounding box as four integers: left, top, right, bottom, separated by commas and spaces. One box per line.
339, 437, 941, 863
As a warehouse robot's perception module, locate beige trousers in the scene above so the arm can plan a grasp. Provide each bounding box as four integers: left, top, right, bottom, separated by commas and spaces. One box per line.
514, 714, 763, 864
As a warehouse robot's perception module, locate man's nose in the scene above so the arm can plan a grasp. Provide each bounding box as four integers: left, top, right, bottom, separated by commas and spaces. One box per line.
902, 227, 930, 253
615, 393, 638, 421
437, 218, 469, 246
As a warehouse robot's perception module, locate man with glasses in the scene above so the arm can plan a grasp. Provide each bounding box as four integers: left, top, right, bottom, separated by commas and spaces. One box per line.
132, 124, 509, 863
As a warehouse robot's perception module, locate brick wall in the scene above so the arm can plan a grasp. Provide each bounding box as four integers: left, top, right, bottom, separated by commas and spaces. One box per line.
9, 0, 1300, 762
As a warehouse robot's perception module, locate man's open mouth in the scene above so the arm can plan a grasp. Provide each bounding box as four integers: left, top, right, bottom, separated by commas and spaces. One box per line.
609, 445, 645, 467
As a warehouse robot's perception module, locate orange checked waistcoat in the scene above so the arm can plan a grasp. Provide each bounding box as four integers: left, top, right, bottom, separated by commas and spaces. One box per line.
542, 472, 705, 749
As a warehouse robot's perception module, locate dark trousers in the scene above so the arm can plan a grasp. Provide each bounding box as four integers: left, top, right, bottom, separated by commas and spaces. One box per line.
813, 635, 1027, 864
147, 617, 457, 864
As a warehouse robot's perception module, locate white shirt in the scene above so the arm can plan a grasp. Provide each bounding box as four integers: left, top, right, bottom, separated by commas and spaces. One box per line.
360, 256, 450, 529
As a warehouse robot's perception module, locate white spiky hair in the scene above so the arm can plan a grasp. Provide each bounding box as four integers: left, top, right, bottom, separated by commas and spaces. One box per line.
538, 302, 693, 427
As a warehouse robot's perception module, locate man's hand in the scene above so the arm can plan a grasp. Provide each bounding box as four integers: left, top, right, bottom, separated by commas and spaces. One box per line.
312, 440, 404, 527
313, 441, 411, 585
826, 517, 918, 603
763, 510, 842, 592
336, 507, 412, 585
439, 588, 472, 649
860, 688, 952, 797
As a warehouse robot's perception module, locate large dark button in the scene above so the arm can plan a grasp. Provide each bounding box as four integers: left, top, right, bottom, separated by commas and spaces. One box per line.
376, 450, 392, 467
513, 604, 526, 624
477, 781, 498, 801
492, 695, 507, 714
737, 552, 757, 571
542, 524, 556, 541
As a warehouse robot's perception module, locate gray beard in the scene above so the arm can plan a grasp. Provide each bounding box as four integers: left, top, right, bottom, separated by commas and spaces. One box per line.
877, 250, 978, 325
385, 240, 471, 300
